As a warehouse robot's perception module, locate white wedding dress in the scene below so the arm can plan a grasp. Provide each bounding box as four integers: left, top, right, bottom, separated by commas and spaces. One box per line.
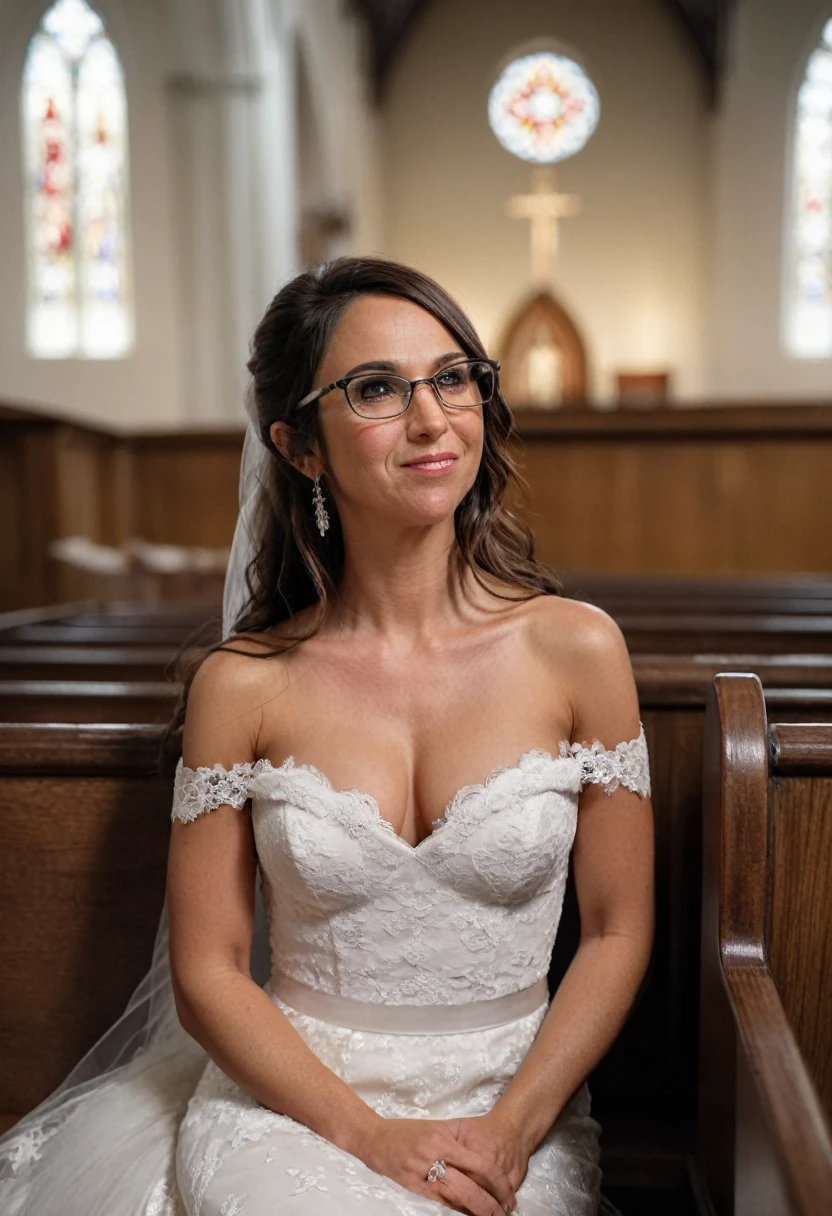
0, 726, 651, 1216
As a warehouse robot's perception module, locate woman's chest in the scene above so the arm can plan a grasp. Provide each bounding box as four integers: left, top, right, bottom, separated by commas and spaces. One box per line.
256, 620, 572, 848
250, 753, 581, 910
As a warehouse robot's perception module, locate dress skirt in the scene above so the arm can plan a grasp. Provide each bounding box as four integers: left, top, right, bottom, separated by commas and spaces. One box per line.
175, 976, 602, 1216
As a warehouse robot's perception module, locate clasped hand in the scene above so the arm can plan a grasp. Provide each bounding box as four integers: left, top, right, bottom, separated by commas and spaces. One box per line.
357, 1110, 531, 1215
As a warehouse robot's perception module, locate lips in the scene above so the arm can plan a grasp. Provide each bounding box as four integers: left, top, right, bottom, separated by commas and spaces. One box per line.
403, 452, 458, 467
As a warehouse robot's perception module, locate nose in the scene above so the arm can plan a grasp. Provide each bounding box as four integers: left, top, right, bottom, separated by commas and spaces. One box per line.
408, 378, 446, 416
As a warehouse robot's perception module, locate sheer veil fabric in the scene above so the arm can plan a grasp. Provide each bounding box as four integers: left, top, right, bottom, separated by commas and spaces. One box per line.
0, 415, 272, 1215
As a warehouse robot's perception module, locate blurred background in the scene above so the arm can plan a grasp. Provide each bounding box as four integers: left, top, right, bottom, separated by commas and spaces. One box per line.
0, 0, 830, 609
2, 7, 832, 1211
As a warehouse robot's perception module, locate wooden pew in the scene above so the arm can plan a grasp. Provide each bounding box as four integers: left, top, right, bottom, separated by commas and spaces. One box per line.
2, 668, 829, 1207
552, 673, 832, 1197
696, 673, 832, 1215
0, 681, 179, 724
562, 571, 832, 616
0, 654, 829, 729
0, 724, 171, 1135
0, 625, 202, 648
614, 613, 832, 655
0, 647, 176, 682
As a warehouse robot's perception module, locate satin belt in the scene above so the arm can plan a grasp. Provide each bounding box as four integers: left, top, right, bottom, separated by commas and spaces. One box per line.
268, 971, 550, 1035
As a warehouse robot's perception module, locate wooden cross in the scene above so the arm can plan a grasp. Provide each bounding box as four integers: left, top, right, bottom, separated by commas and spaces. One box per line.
506, 167, 581, 285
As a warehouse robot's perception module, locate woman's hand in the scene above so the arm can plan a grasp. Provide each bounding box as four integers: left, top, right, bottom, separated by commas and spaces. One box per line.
353, 1113, 520, 1215
442, 1110, 533, 1196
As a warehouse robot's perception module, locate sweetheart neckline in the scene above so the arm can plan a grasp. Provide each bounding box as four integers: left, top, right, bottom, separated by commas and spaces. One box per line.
251, 744, 576, 853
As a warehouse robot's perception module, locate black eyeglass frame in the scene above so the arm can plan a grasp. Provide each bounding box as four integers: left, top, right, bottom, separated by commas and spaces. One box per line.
296, 357, 501, 418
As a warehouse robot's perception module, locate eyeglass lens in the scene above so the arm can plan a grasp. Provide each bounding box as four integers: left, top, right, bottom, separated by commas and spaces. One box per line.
345, 360, 495, 418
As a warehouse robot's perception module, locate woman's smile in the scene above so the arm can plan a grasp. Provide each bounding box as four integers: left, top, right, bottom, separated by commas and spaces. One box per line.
402, 452, 459, 474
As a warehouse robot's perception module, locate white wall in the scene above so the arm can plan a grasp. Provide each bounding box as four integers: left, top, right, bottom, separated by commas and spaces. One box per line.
379, 0, 709, 405
0, 0, 183, 429
0, 0, 382, 431
709, 0, 832, 399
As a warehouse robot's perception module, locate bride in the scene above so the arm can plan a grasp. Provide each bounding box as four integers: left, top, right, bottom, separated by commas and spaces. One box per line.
0, 256, 653, 1216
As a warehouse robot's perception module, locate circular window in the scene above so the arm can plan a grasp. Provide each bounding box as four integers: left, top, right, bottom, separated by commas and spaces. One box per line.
488, 50, 600, 163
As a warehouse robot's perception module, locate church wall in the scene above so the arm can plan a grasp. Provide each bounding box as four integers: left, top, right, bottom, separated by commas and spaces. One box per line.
379, 0, 709, 405
0, 0, 183, 430
709, 0, 832, 399
0, 0, 382, 432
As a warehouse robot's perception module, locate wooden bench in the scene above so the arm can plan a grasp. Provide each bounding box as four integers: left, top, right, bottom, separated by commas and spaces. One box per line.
0, 625, 211, 648
0, 681, 179, 724
2, 666, 830, 1209
614, 613, 832, 655
550, 676, 832, 1199
562, 572, 832, 616
695, 674, 832, 1215
0, 724, 171, 1135
1, 654, 830, 728
0, 647, 176, 682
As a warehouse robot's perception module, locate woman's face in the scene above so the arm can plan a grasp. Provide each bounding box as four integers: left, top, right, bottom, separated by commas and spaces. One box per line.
271, 293, 485, 530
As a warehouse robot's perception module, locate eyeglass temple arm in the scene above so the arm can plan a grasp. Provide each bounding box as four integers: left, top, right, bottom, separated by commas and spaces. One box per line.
298, 380, 340, 409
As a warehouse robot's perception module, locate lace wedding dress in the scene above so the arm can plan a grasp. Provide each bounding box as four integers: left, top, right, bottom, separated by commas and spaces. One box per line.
0, 726, 651, 1216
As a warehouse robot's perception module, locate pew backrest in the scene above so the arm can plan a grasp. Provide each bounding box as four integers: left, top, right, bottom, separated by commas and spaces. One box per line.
0, 680, 179, 724
0, 646, 175, 682
697, 674, 832, 1216
0, 724, 171, 1128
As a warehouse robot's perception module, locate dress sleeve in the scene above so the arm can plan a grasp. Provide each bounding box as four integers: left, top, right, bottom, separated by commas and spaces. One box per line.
171, 758, 262, 823
559, 722, 651, 798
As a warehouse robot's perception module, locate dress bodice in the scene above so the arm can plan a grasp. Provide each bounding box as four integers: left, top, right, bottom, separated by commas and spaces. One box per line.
171, 728, 651, 1008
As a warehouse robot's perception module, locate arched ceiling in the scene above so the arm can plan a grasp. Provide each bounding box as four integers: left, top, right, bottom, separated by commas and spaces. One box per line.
353, 0, 736, 105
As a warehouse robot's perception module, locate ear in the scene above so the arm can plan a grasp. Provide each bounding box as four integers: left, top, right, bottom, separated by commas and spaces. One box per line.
269, 420, 320, 479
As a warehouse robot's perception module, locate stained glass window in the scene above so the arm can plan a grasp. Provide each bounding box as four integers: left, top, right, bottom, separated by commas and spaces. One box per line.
785, 18, 832, 358
21, 0, 133, 358
488, 50, 600, 164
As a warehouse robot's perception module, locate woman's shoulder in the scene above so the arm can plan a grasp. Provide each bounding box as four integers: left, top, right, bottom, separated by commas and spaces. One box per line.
525, 593, 627, 663
524, 593, 636, 712
184, 632, 296, 760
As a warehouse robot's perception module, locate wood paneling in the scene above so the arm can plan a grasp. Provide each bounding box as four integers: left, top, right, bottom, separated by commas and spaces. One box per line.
4, 400, 832, 612
0, 724, 170, 1118
128, 432, 242, 547
509, 406, 832, 576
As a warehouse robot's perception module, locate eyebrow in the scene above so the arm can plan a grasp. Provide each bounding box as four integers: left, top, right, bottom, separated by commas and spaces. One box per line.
342, 351, 467, 378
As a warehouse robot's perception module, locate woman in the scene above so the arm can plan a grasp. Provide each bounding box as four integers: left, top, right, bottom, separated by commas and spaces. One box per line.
0, 256, 653, 1216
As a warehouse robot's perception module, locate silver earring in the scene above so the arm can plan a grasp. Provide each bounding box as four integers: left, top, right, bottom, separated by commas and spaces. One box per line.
312, 473, 330, 537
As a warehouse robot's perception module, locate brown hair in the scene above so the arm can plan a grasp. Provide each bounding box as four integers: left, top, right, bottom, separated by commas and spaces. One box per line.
162, 255, 563, 768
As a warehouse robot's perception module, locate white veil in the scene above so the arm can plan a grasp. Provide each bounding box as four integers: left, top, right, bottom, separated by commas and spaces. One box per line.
0, 411, 272, 1214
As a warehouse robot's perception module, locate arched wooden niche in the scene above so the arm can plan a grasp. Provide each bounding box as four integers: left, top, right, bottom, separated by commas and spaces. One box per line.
497, 291, 588, 409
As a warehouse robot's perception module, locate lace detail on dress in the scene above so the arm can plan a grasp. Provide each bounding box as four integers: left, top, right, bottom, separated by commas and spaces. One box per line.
172, 758, 275, 823
559, 722, 651, 798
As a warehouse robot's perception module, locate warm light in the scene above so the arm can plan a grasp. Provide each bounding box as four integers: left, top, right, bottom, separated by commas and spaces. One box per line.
21, 0, 133, 359
784, 26, 832, 358
488, 50, 600, 164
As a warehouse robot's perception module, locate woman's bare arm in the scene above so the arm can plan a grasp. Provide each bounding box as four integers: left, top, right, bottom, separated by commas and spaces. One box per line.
167, 647, 380, 1157
488, 603, 655, 1153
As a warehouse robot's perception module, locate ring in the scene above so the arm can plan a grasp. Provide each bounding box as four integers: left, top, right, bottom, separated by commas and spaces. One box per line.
426, 1158, 446, 1183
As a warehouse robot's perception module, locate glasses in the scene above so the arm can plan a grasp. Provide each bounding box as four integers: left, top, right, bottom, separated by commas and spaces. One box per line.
297, 358, 500, 420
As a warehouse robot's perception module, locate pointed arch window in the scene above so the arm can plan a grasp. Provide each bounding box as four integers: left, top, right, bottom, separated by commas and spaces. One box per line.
21, 0, 133, 358
785, 18, 832, 358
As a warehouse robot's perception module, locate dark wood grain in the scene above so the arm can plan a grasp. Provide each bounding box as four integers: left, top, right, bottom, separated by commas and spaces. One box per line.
0, 725, 172, 1119
0, 681, 179, 725
696, 673, 832, 1215
770, 725, 832, 771
0, 647, 176, 682
0, 723, 165, 772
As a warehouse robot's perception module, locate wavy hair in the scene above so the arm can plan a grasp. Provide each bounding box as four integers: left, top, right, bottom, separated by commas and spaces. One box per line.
162, 255, 563, 767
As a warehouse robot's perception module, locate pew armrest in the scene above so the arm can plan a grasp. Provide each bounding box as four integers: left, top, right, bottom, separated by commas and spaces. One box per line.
721, 960, 832, 1214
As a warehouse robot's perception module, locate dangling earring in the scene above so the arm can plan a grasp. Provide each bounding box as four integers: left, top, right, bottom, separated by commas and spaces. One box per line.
312, 472, 330, 537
